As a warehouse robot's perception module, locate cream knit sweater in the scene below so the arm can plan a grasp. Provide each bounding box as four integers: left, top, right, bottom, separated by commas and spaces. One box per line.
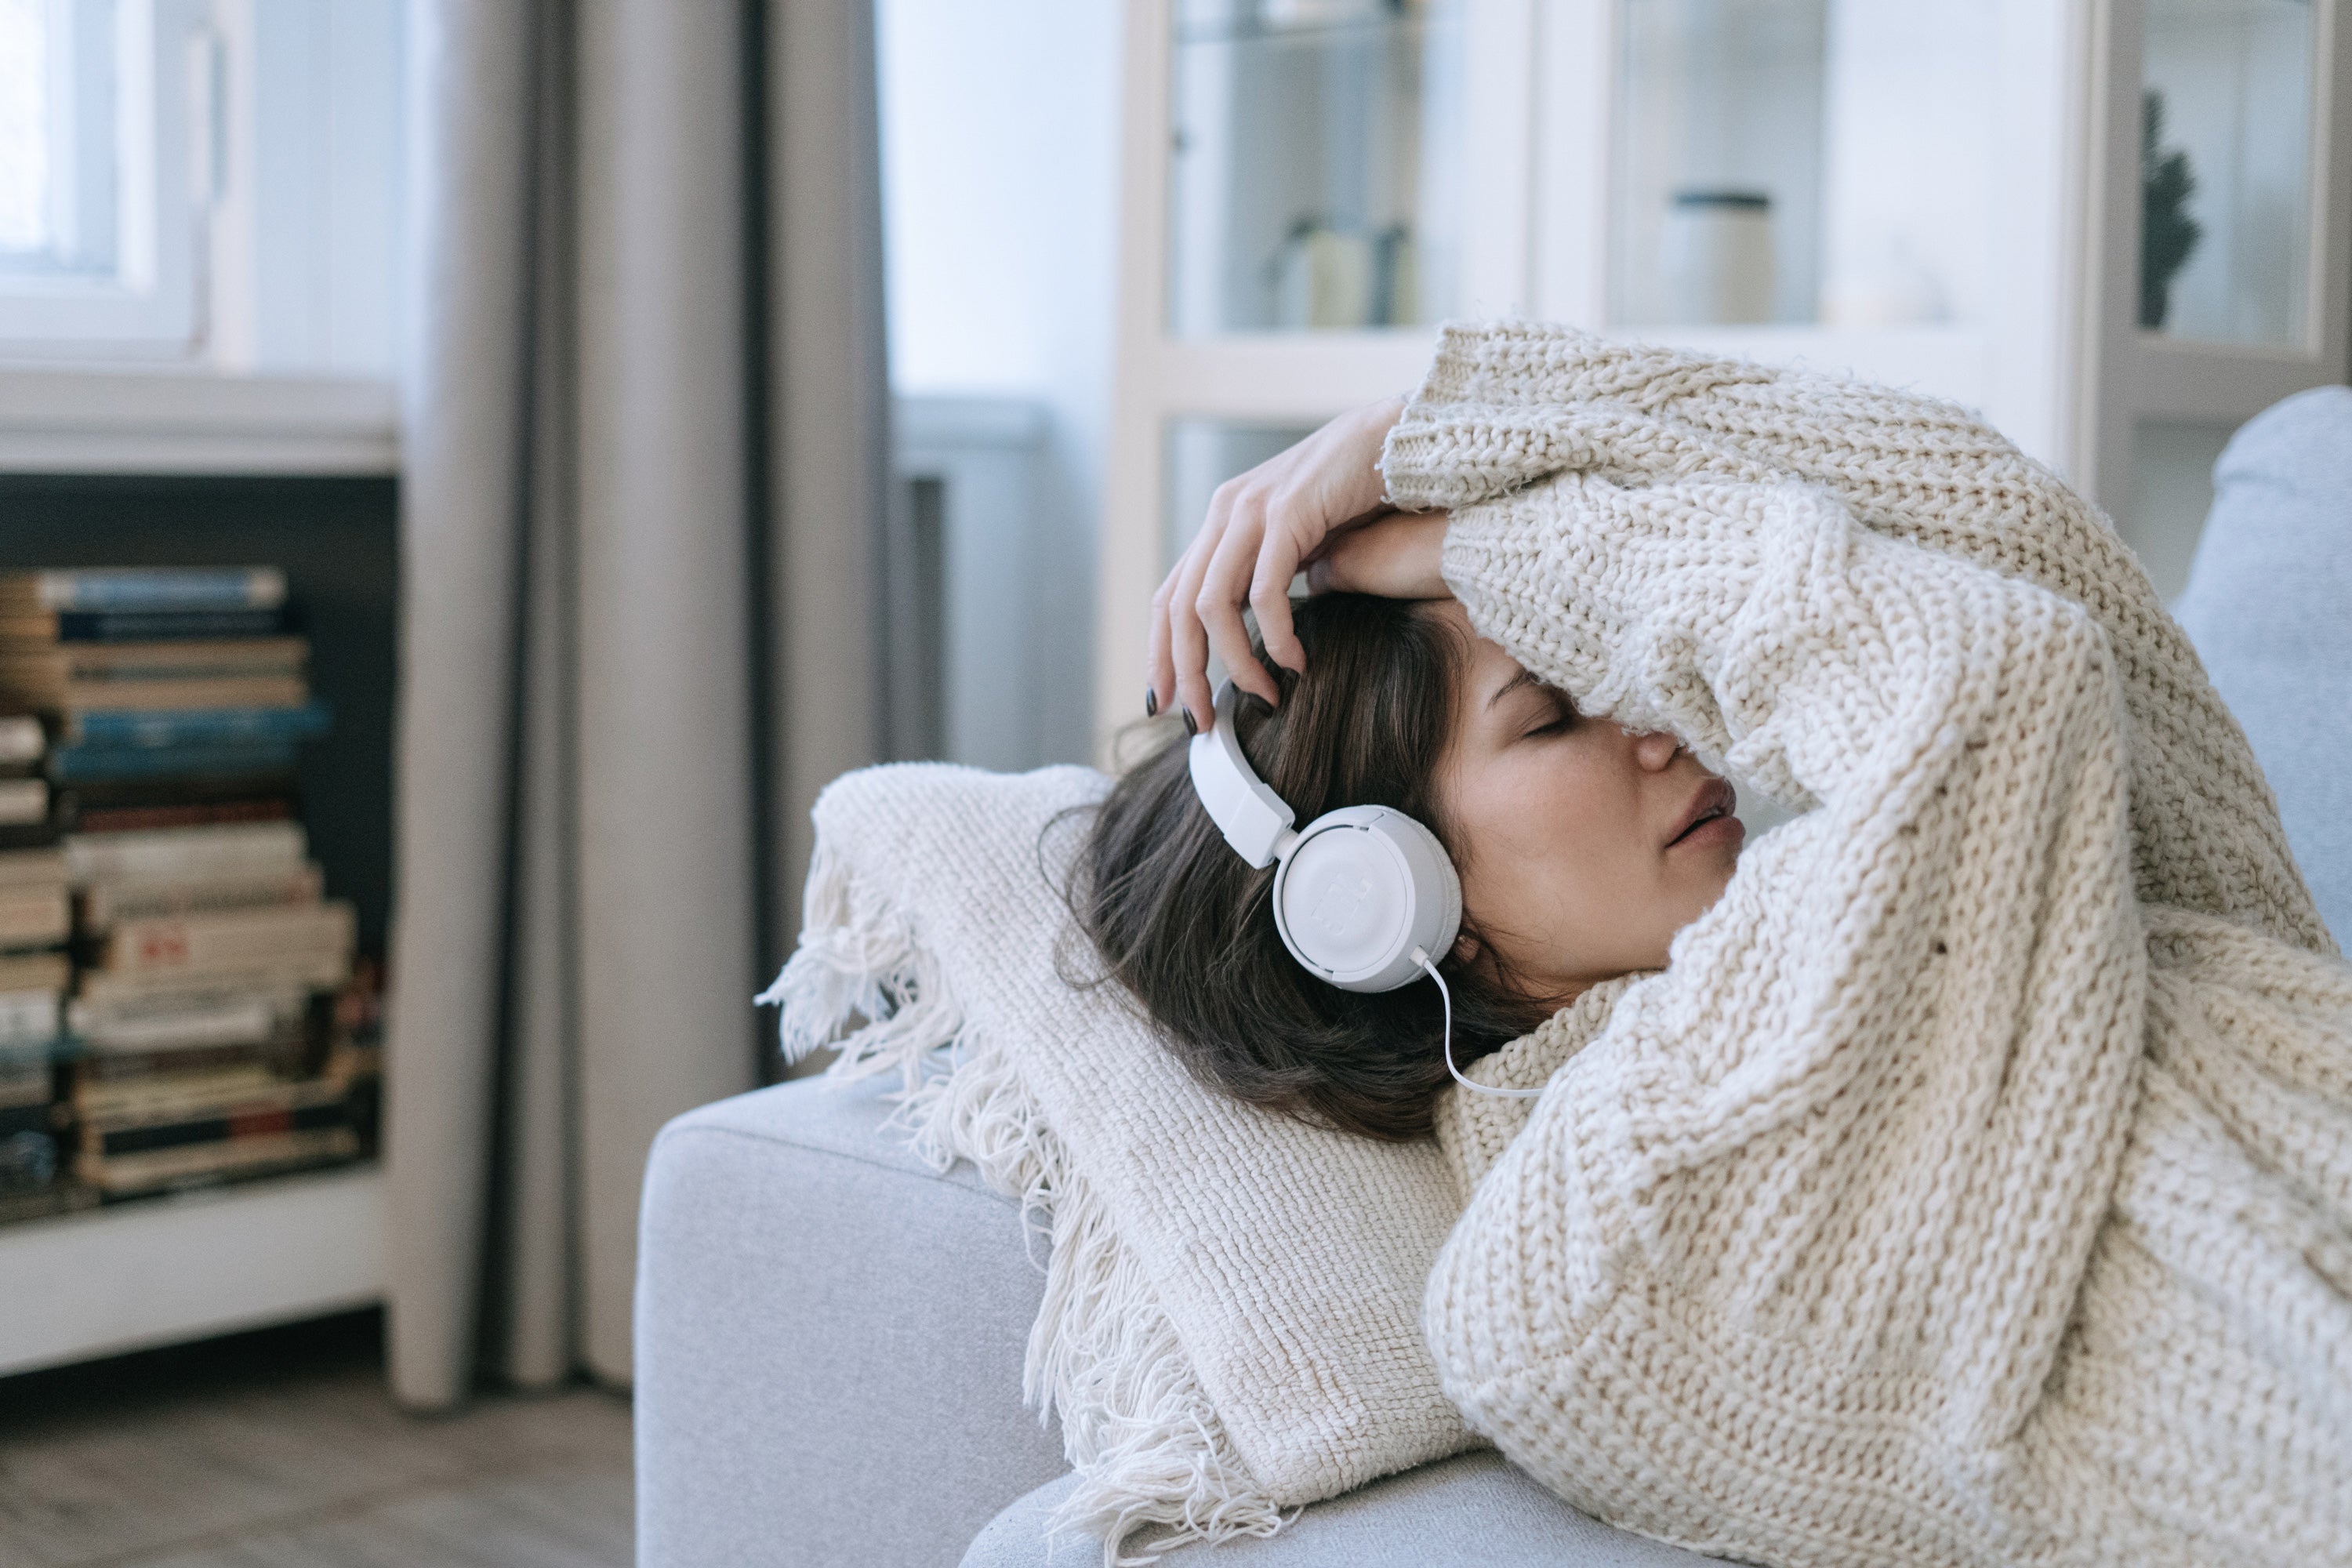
1388, 325, 2352, 1567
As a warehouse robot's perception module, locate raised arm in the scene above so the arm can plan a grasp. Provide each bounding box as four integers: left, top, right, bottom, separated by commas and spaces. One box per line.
1385, 321, 2331, 956
1423, 466, 2151, 1559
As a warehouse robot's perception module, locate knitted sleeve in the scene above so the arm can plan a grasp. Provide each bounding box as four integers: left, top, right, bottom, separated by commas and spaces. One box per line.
1421, 470, 2150, 1557
1381, 321, 2332, 957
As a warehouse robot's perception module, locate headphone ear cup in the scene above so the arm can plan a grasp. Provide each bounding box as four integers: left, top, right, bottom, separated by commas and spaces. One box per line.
1271, 806, 1461, 993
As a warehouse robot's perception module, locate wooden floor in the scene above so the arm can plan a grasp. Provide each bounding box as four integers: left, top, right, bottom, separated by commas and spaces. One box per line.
0, 1312, 633, 1568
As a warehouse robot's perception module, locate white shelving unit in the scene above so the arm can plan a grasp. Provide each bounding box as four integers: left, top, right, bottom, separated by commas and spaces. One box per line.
1099, 0, 2352, 750
0, 369, 398, 1372
0, 371, 401, 477
0, 1163, 385, 1376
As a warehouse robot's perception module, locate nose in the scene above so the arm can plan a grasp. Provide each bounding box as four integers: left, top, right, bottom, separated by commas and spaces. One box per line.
1632, 729, 1682, 771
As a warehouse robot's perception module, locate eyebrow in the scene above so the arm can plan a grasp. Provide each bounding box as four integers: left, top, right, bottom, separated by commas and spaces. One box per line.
1485, 668, 1541, 713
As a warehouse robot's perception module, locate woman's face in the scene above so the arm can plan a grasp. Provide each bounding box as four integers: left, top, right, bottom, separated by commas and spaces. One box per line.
1428, 601, 1743, 1004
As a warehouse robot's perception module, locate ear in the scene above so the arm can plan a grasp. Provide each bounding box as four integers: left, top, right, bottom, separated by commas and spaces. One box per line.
1449, 930, 1483, 967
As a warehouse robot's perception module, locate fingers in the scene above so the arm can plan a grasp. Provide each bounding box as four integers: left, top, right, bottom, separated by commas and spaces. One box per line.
1142, 395, 1414, 728
1197, 501, 1282, 713
1249, 525, 1305, 677
1149, 476, 1232, 727
1166, 475, 1257, 731
1145, 565, 1180, 724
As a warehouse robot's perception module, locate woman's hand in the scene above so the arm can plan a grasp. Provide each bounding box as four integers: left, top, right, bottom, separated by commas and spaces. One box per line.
1305, 510, 1450, 601
1148, 395, 1406, 731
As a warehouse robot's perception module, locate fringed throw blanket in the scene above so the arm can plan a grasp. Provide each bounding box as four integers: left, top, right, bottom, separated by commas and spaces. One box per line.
762, 764, 1473, 1560
1399, 325, 2352, 1566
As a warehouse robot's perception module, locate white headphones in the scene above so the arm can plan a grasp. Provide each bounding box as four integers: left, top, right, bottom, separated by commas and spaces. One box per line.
1186, 680, 1539, 1098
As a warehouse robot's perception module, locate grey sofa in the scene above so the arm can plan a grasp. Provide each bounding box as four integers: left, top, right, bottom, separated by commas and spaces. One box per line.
635, 387, 2351, 1566
634, 1072, 1721, 1567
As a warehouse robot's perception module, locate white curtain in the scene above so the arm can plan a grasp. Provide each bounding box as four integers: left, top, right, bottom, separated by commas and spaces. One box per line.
388, 0, 887, 1404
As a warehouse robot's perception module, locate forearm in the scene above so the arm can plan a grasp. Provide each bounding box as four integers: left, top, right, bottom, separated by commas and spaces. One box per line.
1387, 321, 2332, 955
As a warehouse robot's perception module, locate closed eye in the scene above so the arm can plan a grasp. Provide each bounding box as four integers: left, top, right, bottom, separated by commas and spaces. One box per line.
1521, 694, 1575, 739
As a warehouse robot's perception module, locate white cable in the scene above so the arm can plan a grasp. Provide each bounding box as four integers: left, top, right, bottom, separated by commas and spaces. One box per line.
1414, 946, 1544, 1100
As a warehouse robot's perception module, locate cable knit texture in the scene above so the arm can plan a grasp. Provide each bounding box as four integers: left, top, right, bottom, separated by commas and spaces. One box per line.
1393, 325, 2352, 1566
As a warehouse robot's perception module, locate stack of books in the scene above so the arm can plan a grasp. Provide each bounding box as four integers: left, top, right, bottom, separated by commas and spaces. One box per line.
0, 712, 77, 1221
0, 567, 370, 1204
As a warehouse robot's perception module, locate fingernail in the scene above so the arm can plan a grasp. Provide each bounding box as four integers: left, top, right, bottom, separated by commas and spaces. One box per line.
1145, 684, 1158, 718
1181, 708, 1198, 737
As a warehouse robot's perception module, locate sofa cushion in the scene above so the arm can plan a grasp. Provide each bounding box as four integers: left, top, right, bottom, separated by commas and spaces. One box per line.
960, 1451, 1732, 1567
634, 1075, 1069, 1568
2173, 383, 2352, 946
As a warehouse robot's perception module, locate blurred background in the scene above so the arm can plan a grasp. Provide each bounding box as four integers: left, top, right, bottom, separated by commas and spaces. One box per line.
0, 2, 2344, 1564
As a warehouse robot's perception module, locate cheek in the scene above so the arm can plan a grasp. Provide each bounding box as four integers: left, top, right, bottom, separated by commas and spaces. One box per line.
1447, 749, 1628, 914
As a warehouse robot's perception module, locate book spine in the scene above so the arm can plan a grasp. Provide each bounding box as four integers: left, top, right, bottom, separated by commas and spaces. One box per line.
65, 700, 332, 749
67, 797, 292, 836
74, 951, 352, 1007
56, 636, 308, 677
80, 1126, 358, 1194
0, 884, 70, 950
48, 741, 299, 783
64, 820, 307, 884
79, 863, 322, 931
0, 953, 71, 993
51, 608, 289, 641
78, 1040, 305, 1083
103, 902, 354, 978
72, 1000, 291, 1053
0, 715, 42, 766
0, 848, 67, 887
59, 677, 311, 713
98, 1101, 350, 1158
36, 568, 286, 613
0, 776, 46, 826
0, 991, 60, 1046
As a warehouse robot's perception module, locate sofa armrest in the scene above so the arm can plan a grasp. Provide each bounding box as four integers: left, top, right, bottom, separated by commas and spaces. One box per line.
635, 1075, 1070, 1567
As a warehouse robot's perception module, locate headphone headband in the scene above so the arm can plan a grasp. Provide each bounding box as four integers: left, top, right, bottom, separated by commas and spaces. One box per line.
1187, 682, 1298, 868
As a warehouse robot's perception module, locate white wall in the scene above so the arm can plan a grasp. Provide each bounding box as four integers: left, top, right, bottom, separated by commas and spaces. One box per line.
877, 0, 1121, 766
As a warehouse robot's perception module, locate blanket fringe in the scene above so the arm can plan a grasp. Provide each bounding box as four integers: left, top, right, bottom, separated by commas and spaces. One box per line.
758, 843, 1287, 1566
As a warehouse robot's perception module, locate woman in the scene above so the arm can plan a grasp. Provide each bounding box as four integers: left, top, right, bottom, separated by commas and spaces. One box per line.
1084, 325, 2350, 1565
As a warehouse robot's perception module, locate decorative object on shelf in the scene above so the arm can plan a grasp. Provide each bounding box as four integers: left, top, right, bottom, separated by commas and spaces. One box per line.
1257, 0, 1395, 28
2140, 88, 2203, 331
0, 566, 370, 1222
1268, 219, 1420, 330
1272, 220, 1380, 329
1661, 188, 1777, 325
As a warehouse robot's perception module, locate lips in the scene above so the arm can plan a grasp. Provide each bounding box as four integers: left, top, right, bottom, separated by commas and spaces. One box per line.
1666, 778, 1737, 848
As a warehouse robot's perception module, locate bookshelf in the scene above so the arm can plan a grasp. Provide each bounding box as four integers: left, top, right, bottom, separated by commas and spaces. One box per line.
0, 459, 398, 1374
0, 1164, 383, 1376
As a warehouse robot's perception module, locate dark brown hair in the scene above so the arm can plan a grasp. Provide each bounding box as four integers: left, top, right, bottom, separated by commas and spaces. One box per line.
1070, 593, 1554, 1142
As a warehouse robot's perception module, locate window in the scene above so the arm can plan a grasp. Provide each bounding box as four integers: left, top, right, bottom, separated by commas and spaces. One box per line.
0, 0, 205, 358
0, 0, 401, 376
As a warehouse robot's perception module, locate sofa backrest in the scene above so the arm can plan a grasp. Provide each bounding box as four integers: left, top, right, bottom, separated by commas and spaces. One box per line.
2172, 384, 2352, 949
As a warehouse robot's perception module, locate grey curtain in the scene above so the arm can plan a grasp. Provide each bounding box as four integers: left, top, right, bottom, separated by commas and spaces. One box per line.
389, 0, 887, 1404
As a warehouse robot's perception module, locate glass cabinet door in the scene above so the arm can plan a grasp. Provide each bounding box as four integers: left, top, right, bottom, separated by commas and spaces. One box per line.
2139, 0, 2318, 347
1168, 0, 1466, 334
1610, 0, 1997, 330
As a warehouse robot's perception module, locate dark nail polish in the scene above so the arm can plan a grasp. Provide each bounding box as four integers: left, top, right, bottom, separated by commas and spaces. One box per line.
1145, 685, 1158, 718
1181, 708, 1198, 737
